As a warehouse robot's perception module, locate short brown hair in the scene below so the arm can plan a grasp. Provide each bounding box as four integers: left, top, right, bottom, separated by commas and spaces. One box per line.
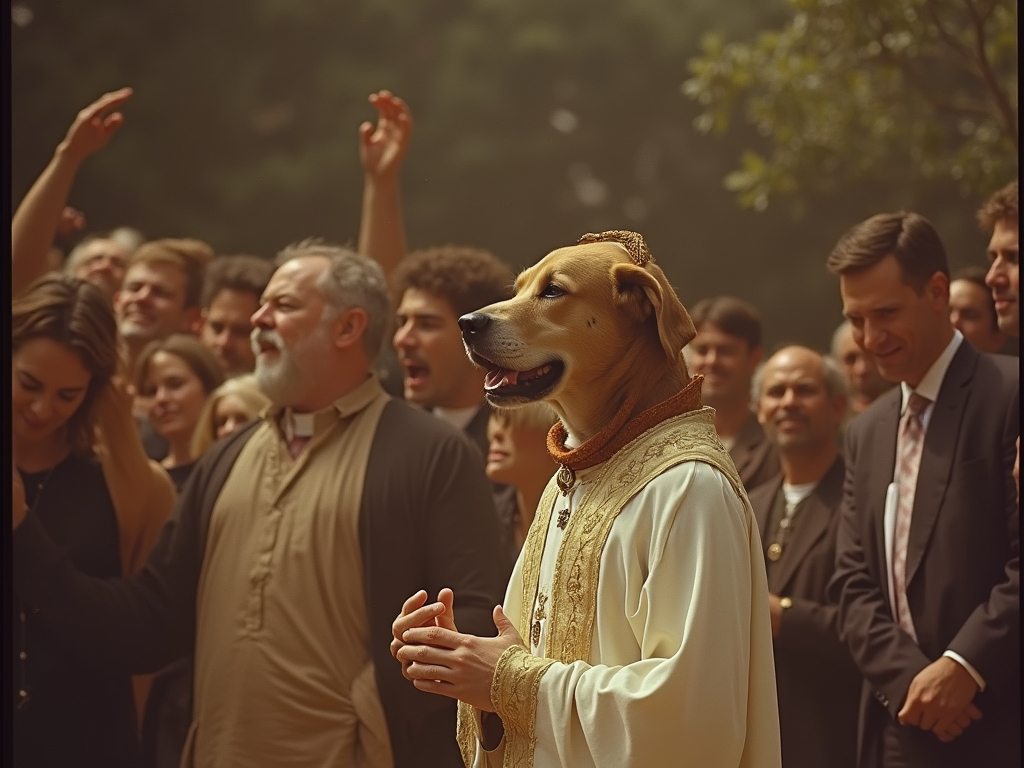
201, 254, 275, 309
12, 275, 121, 452
134, 333, 225, 397
952, 265, 1000, 333
688, 296, 763, 350
826, 211, 948, 292
977, 180, 1018, 232
390, 246, 514, 318
131, 238, 216, 309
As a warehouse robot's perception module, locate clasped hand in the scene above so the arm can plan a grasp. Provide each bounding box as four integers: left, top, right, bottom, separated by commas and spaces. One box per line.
391, 588, 525, 713
897, 656, 982, 742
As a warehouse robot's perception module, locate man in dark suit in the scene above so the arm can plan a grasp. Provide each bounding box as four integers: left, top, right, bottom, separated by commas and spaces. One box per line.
826, 211, 1020, 768
687, 295, 780, 491
749, 345, 861, 768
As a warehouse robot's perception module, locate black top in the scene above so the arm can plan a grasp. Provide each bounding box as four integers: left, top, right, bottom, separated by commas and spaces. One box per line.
14, 452, 141, 768
137, 415, 169, 462
163, 462, 197, 493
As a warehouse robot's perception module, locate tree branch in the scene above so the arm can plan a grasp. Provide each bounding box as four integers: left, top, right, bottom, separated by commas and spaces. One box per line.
963, 0, 1018, 146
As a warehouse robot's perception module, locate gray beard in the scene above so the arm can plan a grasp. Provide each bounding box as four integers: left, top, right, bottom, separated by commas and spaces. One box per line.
254, 351, 306, 406
253, 322, 331, 406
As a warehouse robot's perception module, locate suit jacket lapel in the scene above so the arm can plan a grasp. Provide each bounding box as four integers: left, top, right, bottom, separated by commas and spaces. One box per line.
773, 457, 844, 593
867, 390, 901, 607
729, 411, 759, 480
753, 476, 782, 544
905, 343, 976, 587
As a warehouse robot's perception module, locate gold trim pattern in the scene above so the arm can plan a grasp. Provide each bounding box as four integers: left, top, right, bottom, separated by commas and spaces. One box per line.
545, 407, 745, 664
456, 700, 480, 768
491, 646, 556, 768
491, 407, 746, 767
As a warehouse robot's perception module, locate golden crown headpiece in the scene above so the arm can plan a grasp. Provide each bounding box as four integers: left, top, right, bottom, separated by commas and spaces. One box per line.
577, 230, 652, 266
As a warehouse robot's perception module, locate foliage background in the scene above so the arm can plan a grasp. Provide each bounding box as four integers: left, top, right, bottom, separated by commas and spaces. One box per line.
10, 0, 1015, 351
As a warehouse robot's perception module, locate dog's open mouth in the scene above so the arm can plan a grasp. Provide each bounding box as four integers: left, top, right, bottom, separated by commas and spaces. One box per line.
480, 359, 565, 402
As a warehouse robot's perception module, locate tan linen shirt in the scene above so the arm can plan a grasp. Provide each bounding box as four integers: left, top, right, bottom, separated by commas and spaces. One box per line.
190, 375, 393, 768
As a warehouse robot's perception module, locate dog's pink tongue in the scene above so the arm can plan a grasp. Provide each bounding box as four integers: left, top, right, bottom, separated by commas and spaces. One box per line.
485, 368, 520, 390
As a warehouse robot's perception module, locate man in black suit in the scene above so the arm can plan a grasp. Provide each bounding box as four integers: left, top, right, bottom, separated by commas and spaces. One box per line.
826, 211, 1020, 768
749, 345, 861, 768
687, 295, 780, 491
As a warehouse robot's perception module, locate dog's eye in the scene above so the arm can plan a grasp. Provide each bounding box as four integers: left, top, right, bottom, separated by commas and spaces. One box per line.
539, 283, 565, 299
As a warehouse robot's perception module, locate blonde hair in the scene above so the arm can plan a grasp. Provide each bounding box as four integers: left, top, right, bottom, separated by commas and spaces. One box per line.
490, 401, 559, 434
190, 374, 269, 458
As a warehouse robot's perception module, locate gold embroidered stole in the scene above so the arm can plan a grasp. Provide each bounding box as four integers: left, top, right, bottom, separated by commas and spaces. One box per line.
457, 407, 748, 768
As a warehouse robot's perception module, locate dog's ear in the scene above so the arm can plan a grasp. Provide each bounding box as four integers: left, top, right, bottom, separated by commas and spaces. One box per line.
612, 263, 697, 363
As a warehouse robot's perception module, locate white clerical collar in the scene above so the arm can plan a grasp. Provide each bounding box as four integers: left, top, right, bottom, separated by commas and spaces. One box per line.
899, 330, 963, 414
434, 404, 481, 432
282, 408, 316, 443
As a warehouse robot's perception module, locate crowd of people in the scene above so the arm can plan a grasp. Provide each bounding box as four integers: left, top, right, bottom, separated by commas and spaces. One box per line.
9, 85, 1019, 768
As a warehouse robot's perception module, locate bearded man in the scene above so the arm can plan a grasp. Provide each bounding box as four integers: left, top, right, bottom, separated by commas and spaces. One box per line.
12, 240, 508, 768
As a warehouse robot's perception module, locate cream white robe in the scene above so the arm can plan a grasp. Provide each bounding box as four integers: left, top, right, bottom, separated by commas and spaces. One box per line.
468, 459, 781, 768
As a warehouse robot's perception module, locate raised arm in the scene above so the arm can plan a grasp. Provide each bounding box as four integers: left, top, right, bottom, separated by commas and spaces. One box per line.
12, 88, 133, 297
92, 375, 177, 576
356, 90, 412, 277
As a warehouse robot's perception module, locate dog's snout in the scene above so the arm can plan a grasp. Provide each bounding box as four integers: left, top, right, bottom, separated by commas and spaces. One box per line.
459, 312, 492, 336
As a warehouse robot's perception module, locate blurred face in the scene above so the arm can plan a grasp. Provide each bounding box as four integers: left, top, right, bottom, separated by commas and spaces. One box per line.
949, 279, 1004, 353
757, 347, 844, 452
12, 337, 91, 445
214, 393, 255, 439
840, 256, 951, 389
141, 351, 209, 443
393, 288, 483, 409
201, 288, 260, 376
70, 239, 129, 299
115, 261, 193, 343
687, 323, 761, 408
250, 256, 333, 406
486, 414, 556, 486
985, 218, 1019, 336
834, 323, 890, 412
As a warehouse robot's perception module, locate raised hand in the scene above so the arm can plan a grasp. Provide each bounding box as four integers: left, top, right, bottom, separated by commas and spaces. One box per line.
358, 90, 412, 183
56, 207, 86, 238
59, 87, 133, 164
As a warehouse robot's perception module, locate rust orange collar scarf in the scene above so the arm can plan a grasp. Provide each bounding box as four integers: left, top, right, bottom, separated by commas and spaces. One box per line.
547, 375, 704, 491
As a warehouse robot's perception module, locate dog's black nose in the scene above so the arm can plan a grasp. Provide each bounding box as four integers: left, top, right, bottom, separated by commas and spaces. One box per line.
459, 313, 491, 335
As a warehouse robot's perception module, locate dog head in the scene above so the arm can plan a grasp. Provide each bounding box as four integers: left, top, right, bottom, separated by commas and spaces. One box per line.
459, 233, 696, 424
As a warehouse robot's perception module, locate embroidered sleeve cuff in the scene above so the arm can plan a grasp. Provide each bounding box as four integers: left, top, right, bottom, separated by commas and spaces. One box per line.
943, 650, 986, 691
456, 701, 482, 767
489, 645, 556, 766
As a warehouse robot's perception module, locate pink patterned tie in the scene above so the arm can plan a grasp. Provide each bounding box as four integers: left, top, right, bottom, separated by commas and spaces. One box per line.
891, 392, 930, 642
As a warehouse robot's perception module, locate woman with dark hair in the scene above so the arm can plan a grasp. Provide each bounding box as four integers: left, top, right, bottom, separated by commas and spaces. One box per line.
134, 334, 225, 492
11, 274, 175, 768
